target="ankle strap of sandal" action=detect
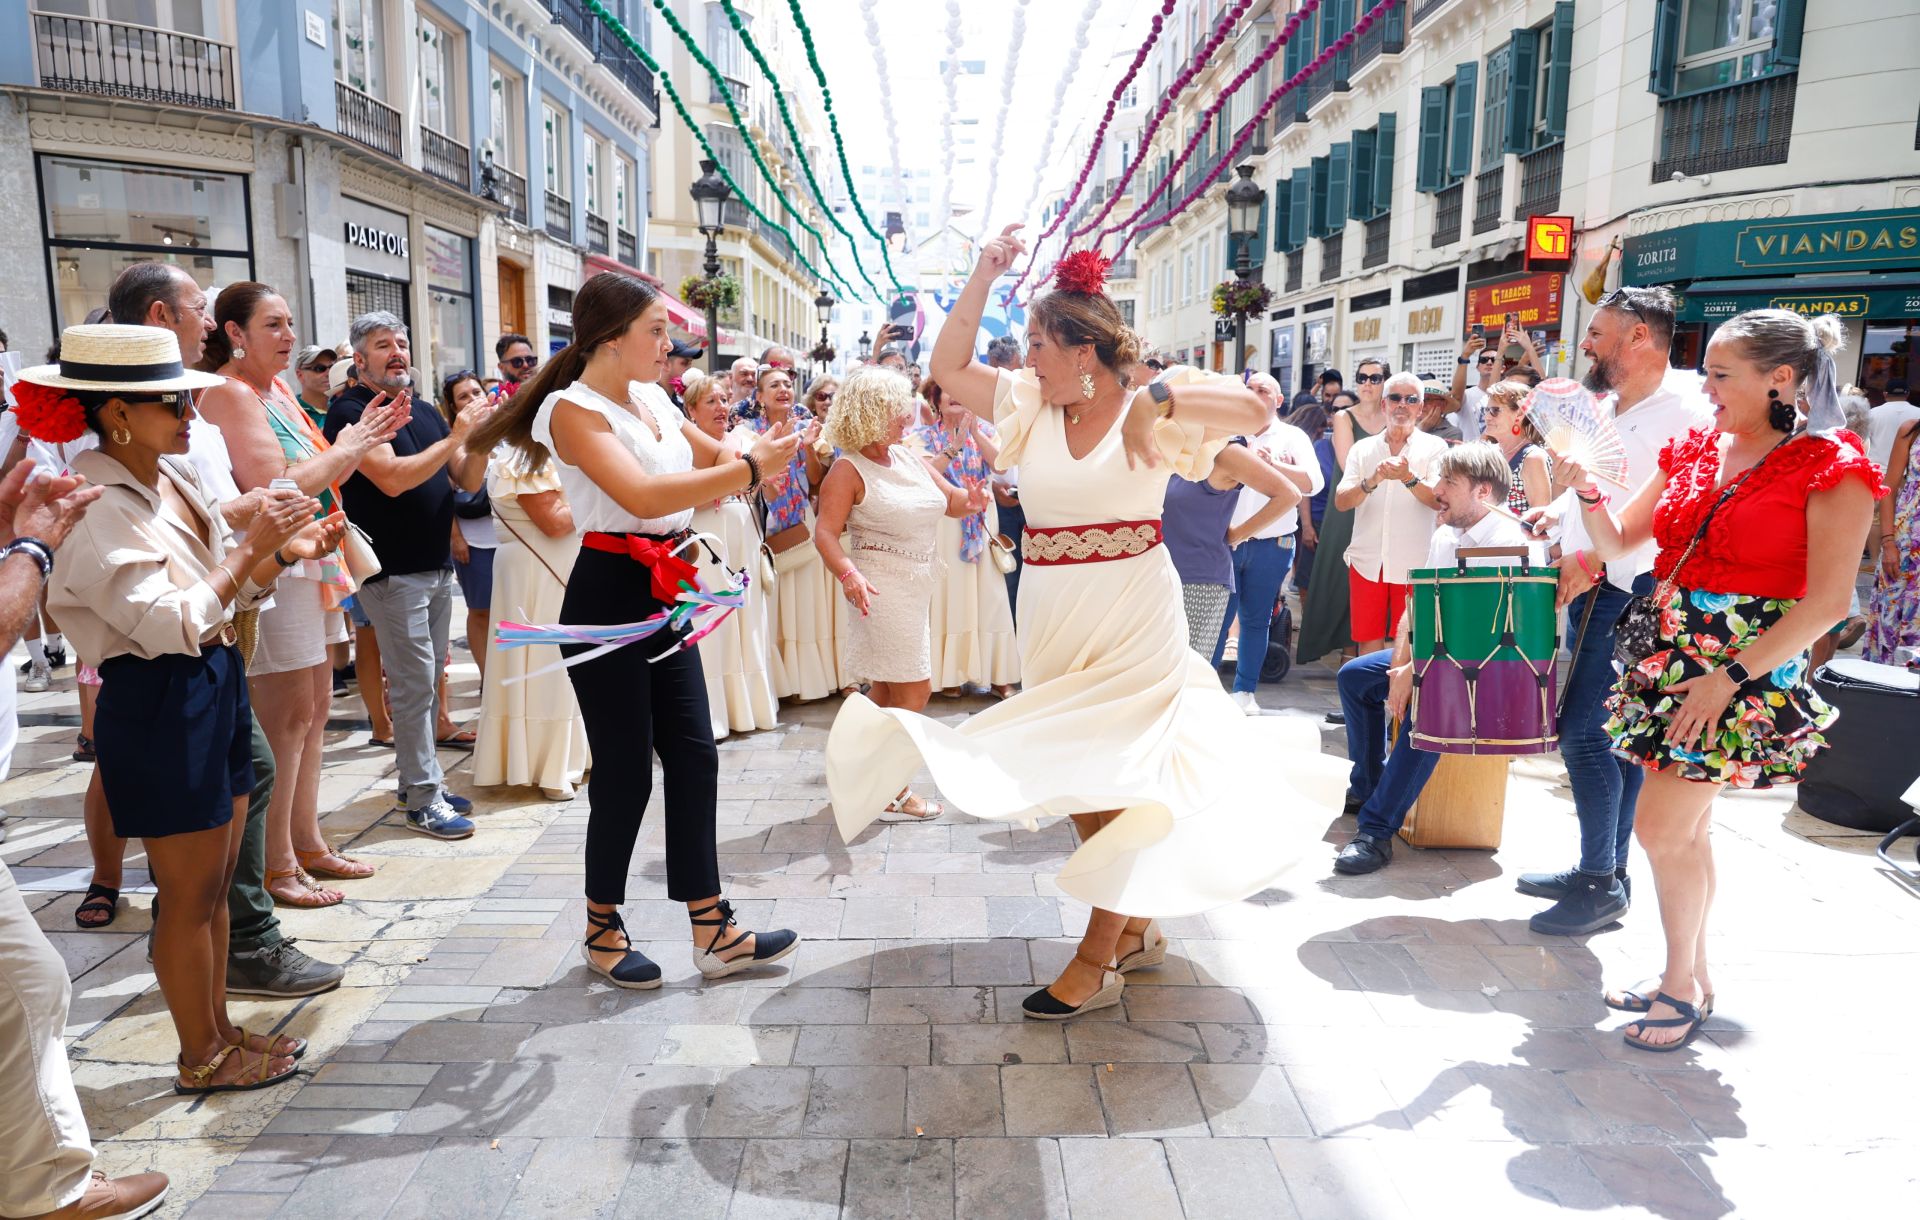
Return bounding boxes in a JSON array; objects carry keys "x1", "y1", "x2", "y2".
[
  {"x1": 688, "y1": 898, "x2": 734, "y2": 926},
  {"x1": 1074, "y1": 949, "x2": 1115, "y2": 975},
  {"x1": 584, "y1": 907, "x2": 627, "y2": 948}
]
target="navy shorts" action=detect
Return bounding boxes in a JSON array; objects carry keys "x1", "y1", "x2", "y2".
[
  {"x1": 95, "y1": 644, "x2": 254, "y2": 839},
  {"x1": 344, "y1": 595, "x2": 370, "y2": 629},
  {"x1": 455, "y1": 546, "x2": 495, "y2": 611}
]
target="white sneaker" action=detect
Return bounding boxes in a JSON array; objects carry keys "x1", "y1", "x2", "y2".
[
  {"x1": 23, "y1": 661, "x2": 52, "y2": 692},
  {"x1": 1231, "y1": 690, "x2": 1262, "y2": 715}
]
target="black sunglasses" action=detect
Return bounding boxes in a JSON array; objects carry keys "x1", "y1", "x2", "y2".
[
  {"x1": 126, "y1": 392, "x2": 190, "y2": 418},
  {"x1": 1476, "y1": 353, "x2": 1498, "y2": 363},
  {"x1": 1599, "y1": 288, "x2": 1655, "y2": 325},
  {"x1": 503, "y1": 355, "x2": 538, "y2": 369},
  {"x1": 1353, "y1": 372, "x2": 1386, "y2": 384},
  {"x1": 1384, "y1": 392, "x2": 1420, "y2": 404}
]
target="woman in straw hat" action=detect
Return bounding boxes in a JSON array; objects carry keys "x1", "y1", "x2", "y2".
[{"x1": 27, "y1": 324, "x2": 346, "y2": 1093}]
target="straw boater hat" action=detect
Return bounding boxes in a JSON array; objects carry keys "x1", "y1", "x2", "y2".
[{"x1": 17, "y1": 324, "x2": 222, "y2": 394}]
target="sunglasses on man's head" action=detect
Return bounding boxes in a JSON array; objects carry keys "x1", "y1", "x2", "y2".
[
  {"x1": 1384, "y1": 392, "x2": 1420, "y2": 404},
  {"x1": 504, "y1": 355, "x2": 538, "y2": 369},
  {"x1": 1353, "y1": 372, "x2": 1386, "y2": 384}
]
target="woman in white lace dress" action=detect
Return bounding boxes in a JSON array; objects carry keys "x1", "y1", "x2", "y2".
[{"x1": 815, "y1": 367, "x2": 990, "y2": 818}]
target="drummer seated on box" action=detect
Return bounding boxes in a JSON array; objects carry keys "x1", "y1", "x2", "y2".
[{"x1": 1335, "y1": 444, "x2": 1545, "y2": 875}]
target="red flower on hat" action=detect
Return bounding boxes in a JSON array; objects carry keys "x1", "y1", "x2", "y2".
[
  {"x1": 1053, "y1": 250, "x2": 1112, "y2": 297},
  {"x1": 11, "y1": 381, "x2": 89, "y2": 444}
]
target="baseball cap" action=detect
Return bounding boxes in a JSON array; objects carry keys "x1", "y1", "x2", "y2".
[
  {"x1": 669, "y1": 338, "x2": 706, "y2": 359},
  {"x1": 1888, "y1": 379, "x2": 1911, "y2": 395},
  {"x1": 294, "y1": 344, "x2": 335, "y2": 370},
  {"x1": 327, "y1": 359, "x2": 355, "y2": 394}
]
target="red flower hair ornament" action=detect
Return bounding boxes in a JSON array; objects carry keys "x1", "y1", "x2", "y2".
[
  {"x1": 10, "y1": 381, "x2": 89, "y2": 445},
  {"x1": 1053, "y1": 250, "x2": 1112, "y2": 297}
]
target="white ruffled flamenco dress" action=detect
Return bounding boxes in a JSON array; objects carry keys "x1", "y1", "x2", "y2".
[{"x1": 827, "y1": 368, "x2": 1344, "y2": 917}]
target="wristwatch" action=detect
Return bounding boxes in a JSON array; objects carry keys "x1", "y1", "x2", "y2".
[
  {"x1": 1723, "y1": 660, "x2": 1752, "y2": 686},
  {"x1": 1402, "y1": 477, "x2": 1419, "y2": 488},
  {"x1": 0, "y1": 537, "x2": 53, "y2": 580},
  {"x1": 1147, "y1": 379, "x2": 1174, "y2": 418},
  {"x1": 1457, "y1": 357, "x2": 1470, "y2": 365}
]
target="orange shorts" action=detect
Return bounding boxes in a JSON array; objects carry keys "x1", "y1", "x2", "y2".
[{"x1": 1348, "y1": 567, "x2": 1410, "y2": 644}]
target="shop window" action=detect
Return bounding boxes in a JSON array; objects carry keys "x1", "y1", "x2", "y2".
[
  {"x1": 1653, "y1": 0, "x2": 1803, "y2": 97},
  {"x1": 38, "y1": 154, "x2": 252, "y2": 329},
  {"x1": 423, "y1": 226, "x2": 474, "y2": 388},
  {"x1": 345, "y1": 270, "x2": 407, "y2": 332},
  {"x1": 1861, "y1": 323, "x2": 1917, "y2": 404},
  {"x1": 333, "y1": 0, "x2": 387, "y2": 99}
]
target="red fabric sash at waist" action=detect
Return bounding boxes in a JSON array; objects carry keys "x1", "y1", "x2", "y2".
[
  {"x1": 581, "y1": 530, "x2": 697, "y2": 602},
  {"x1": 1020, "y1": 519, "x2": 1163, "y2": 567}
]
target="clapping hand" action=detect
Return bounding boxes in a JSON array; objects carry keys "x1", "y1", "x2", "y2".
[
  {"x1": 978, "y1": 224, "x2": 1026, "y2": 278},
  {"x1": 340, "y1": 390, "x2": 410, "y2": 454},
  {"x1": 283, "y1": 511, "x2": 349, "y2": 562},
  {"x1": 1374, "y1": 455, "x2": 1412, "y2": 484},
  {"x1": 0, "y1": 459, "x2": 102, "y2": 550},
  {"x1": 251, "y1": 490, "x2": 325, "y2": 557}
]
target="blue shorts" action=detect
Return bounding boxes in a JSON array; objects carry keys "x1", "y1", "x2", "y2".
[
  {"x1": 344, "y1": 595, "x2": 370, "y2": 629},
  {"x1": 455, "y1": 547, "x2": 495, "y2": 610},
  {"x1": 95, "y1": 644, "x2": 253, "y2": 839}
]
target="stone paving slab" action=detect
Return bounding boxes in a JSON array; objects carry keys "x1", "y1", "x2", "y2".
[{"x1": 7, "y1": 646, "x2": 1920, "y2": 1217}]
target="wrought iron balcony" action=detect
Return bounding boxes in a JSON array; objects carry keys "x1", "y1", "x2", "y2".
[
  {"x1": 1412, "y1": 0, "x2": 1456, "y2": 26},
  {"x1": 1108, "y1": 259, "x2": 1139, "y2": 280},
  {"x1": 1363, "y1": 215, "x2": 1390, "y2": 269},
  {"x1": 1431, "y1": 181, "x2": 1463, "y2": 248},
  {"x1": 336, "y1": 81, "x2": 402, "y2": 159},
  {"x1": 421, "y1": 127, "x2": 470, "y2": 190},
  {"x1": 617, "y1": 227, "x2": 637, "y2": 265},
  {"x1": 586, "y1": 212, "x2": 609, "y2": 255},
  {"x1": 494, "y1": 166, "x2": 529, "y2": 225},
  {"x1": 545, "y1": 190, "x2": 573, "y2": 243},
  {"x1": 712, "y1": 73, "x2": 748, "y2": 108},
  {"x1": 1235, "y1": 117, "x2": 1270, "y2": 158},
  {"x1": 33, "y1": 13, "x2": 235, "y2": 110},
  {"x1": 1352, "y1": 1, "x2": 1406, "y2": 72},
  {"x1": 1285, "y1": 249, "x2": 1304, "y2": 294},
  {"x1": 1653, "y1": 75, "x2": 1796, "y2": 181},
  {"x1": 1514, "y1": 142, "x2": 1564, "y2": 221},
  {"x1": 1182, "y1": 144, "x2": 1228, "y2": 197},
  {"x1": 1320, "y1": 233, "x2": 1344, "y2": 283},
  {"x1": 545, "y1": 0, "x2": 599, "y2": 53},
  {"x1": 1472, "y1": 166, "x2": 1504, "y2": 235},
  {"x1": 597, "y1": 35, "x2": 659, "y2": 117}
]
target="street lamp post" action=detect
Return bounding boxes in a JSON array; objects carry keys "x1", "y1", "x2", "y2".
[
  {"x1": 1225, "y1": 164, "x2": 1267, "y2": 376},
  {"x1": 857, "y1": 330, "x2": 872, "y2": 362},
  {"x1": 689, "y1": 158, "x2": 731, "y2": 375},
  {"x1": 814, "y1": 287, "x2": 836, "y2": 362}
]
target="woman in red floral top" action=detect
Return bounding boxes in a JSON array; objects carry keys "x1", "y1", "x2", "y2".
[{"x1": 1566, "y1": 310, "x2": 1883, "y2": 1053}]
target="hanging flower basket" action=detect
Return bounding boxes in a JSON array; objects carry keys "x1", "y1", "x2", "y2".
[
  {"x1": 680, "y1": 273, "x2": 741, "y2": 313},
  {"x1": 1211, "y1": 278, "x2": 1272, "y2": 318},
  {"x1": 808, "y1": 342, "x2": 835, "y2": 364}
]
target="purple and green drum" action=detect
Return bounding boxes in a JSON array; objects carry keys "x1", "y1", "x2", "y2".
[{"x1": 1408, "y1": 552, "x2": 1560, "y2": 755}]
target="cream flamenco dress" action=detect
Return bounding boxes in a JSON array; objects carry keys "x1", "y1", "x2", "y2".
[
  {"x1": 826, "y1": 368, "x2": 1344, "y2": 917},
  {"x1": 692, "y1": 483, "x2": 782, "y2": 738},
  {"x1": 913, "y1": 422, "x2": 1020, "y2": 693},
  {"x1": 472, "y1": 451, "x2": 590, "y2": 797}
]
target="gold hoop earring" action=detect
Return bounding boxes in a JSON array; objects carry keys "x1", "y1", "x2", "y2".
[
  {"x1": 1079, "y1": 371, "x2": 1096, "y2": 400},
  {"x1": 111, "y1": 427, "x2": 132, "y2": 445}
]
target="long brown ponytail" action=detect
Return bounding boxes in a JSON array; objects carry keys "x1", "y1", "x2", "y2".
[{"x1": 469, "y1": 271, "x2": 662, "y2": 465}]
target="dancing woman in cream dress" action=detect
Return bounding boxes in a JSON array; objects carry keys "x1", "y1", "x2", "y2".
[
  {"x1": 826, "y1": 230, "x2": 1343, "y2": 1020},
  {"x1": 682, "y1": 373, "x2": 781, "y2": 737},
  {"x1": 472, "y1": 448, "x2": 589, "y2": 800}
]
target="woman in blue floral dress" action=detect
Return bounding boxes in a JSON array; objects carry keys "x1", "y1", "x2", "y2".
[
  {"x1": 735, "y1": 366, "x2": 834, "y2": 699},
  {"x1": 914, "y1": 377, "x2": 1019, "y2": 697},
  {"x1": 1572, "y1": 310, "x2": 1883, "y2": 1054}
]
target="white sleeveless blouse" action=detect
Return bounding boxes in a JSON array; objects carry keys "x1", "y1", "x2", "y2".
[{"x1": 530, "y1": 379, "x2": 694, "y2": 535}]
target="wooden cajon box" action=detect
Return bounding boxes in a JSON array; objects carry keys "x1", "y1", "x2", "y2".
[{"x1": 1399, "y1": 752, "x2": 1510, "y2": 850}]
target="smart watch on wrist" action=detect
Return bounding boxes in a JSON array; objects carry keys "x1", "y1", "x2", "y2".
[{"x1": 1723, "y1": 660, "x2": 1752, "y2": 686}]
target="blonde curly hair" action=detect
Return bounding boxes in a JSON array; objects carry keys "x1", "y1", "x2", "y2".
[{"x1": 822, "y1": 366, "x2": 915, "y2": 453}]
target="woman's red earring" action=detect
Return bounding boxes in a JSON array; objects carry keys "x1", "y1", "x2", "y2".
[{"x1": 1512, "y1": 424, "x2": 1522, "y2": 436}]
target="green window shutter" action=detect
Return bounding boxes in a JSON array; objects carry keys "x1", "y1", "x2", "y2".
[
  {"x1": 1327, "y1": 142, "x2": 1351, "y2": 231},
  {"x1": 1288, "y1": 169, "x2": 1310, "y2": 250},
  {"x1": 1252, "y1": 200, "x2": 1268, "y2": 269},
  {"x1": 1331, "y1": 0, "x2": 1355, "y2": 84},
  {"x1": 1649, "y1": 0, "x2": 1680, "y2": 97},
  {"x1": 1417, "y1": 86, "x2": 1445, "y2": 192},
  {"x1": 1349, "y1": 128, "x2": 1376, "y2": 221},
  {"x1": 1447, "y1": 62, "x2": 1477, "y2": 180},
  {"x1": 1309, "y1": 154, "x2": 1330, "y2": 237},
  {"x1": 1545, "y1": 1, "x2": 1574, "y2": 139},
  {"x1": 1505, "y1": 28, "x2": 1539, "y2": 154},
  {"x1": 1769, "y1": 0, "x2": 1806, "y2": 70},
  {"x1": 1273, "y1": 188, "x2": 1289, "y2": 253},
  {"x1": 1373, "y1": 111, "x2": 1396, "y2": 215},
  {"x1": 1383, "y1": 0, "x2": 1404, "y2": 49}
]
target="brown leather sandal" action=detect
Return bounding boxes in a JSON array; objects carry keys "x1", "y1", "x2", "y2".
[
  {"x1": 266, "y1": 867, "x2": 343, "y2": 909},
  {"x1": 294, "y1": 847, "x2": 376, "y2": 880},
  {"x1": 233, "y1": 1025, "x2": 308, "y2": 1060},
  {"x1": 174, "y1": 1044, "x2": 298, "y2": 1095}
]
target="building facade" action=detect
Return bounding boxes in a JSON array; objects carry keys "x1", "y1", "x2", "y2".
[
  {"x1": 0, "y1": 0, "x2": 660, "y2": 386},
  {"x1": 1102, "y1": 0, "x2": 1920, "y2": 402}
]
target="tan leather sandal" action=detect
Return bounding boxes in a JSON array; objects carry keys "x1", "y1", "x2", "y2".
[
  {"x1": 233, "y1": 1025, "x2": 308, "y2": 1060},
  {"x1": 294, "y1": 847, "x2": 376, "y2": 880},
  {"x1": 174, "y1": 1043, "x2": 298, "y2": 1095},
  {"x1": 266, "y1": 867, "x2": 343, "y2": 909}
]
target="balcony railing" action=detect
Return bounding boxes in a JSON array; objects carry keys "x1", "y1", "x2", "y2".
[
  {"x1": 1514, "y1": 142, "x2": 1564, "y2": 220},
  {"x1": 1412, "y1": 0, "x2": 1456, "y2": 26},
  {"x1": 1182, "y1": 143, "x2": 1228, "y2": 197},
  {"x1": 711, "y1": 73, "x2": 748, "y2": 107},
  {"x1": 617, "y1": 226, "x2": 637, "y2": 265},
  {"x1": 1363, "y1": 215, "x2": 1390, "y2": 269},
  {"x1": 335, "y1": 81, "x2": 402, "y2": 159},
  {"x1": 1352, "y1": 1, "x2": 1406, "y2": 72},
  {"x1": 1653, "y1": 75, "x2": 1796, "y2": 180},
  {"x1": 1305, "y1": 60, "x2": 1348, "y2": 112},
  {"x1": 1472, "y1": 166, "x2": 1504, "y2": 235},
  {"x1": 493, "y1": 166, "x2": 528, "y2": 225},
  {"x1": 1235, "y1": 117, "x2": 1269, "y2": 158},
  {"x1": 546, "y1": 0, "x2": 598, "y2": 52},
  {"x1": 420, "y1": 127, "x2": 470, "y2": 190},
  {"x1": 1320, "y1": 233, "x2": 1344, "y2": 283},
  {"x1": 34, "y1": 13, "x2": 236, "y2": 109},
  {"x1": 1432, "y1": 181, "x2": 1463, "y2": 247},
  {"x1": 586, "y1": 212, "x2": 609, "y2": 255},
  {"x1": 545, "y1": 190, "x2": 572, "y2": 243},
  {"x1": 1286, "y1": 249, "x2": 1304, "y2": 294},
  {"x1": 598, "y1": 36, "x2": 659, "y2": 117},
  {"x1": 1108, "y1": 258, "x2": 1139, "y2": 281}
]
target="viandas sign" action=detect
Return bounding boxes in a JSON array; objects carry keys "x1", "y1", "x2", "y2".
[{"x1": 1623, "y1": 207, "x2": 1920, "y2": 285}]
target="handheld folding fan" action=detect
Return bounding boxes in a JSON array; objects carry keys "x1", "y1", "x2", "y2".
[{"x1": 1524, "y1": 378, "x2": 1630, "y2": 488}]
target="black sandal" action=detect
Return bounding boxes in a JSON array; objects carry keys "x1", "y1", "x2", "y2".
[
  {"x1": 72, "y1": 734, "x2": 96, "y2": 763},
  {"x1": 74, "y1": 883, "x2": 119, "y2": 929},
  {"x1": 581, "y1": 908, "x2": 662, "y2": 990},
  {"x1": 1606, "y1": 986, "x2": 1715, "y2": 1019},
  {"x1": 1620, "y1": 991, "x2": 1704, "y2": 1053},
  {"x1": 688, "y1": 899, "x2": 799, "y2": 980}
]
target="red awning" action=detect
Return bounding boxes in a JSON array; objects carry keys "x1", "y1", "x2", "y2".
[{"x1": 659, "y1": 289, "x2": 736, "y2": 346}]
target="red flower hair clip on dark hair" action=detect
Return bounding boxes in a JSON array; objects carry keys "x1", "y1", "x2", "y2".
[
  {"x1": 11, "y1": 381, "x2": 89, "y2": 445},
  {"x1": 1053, "y1": 250, "x2": 1112, "y2": 297}
]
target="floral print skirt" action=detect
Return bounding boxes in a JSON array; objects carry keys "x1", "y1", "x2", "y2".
[{"x1": 1605, "y1": 586, "x2": 1836, "y2": 788}]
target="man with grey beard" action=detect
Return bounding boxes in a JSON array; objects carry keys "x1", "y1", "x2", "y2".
[
  {"x1": 325, "y1": 312, "x2": 492, "y2": 841},
  {"x1": 1516, "y1": 286, "x2": 1710, "y2": 938}
]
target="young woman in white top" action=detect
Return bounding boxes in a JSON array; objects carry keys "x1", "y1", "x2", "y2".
[{"x1": 468, "y1": 273, "x2": 804, "y2": 989}]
